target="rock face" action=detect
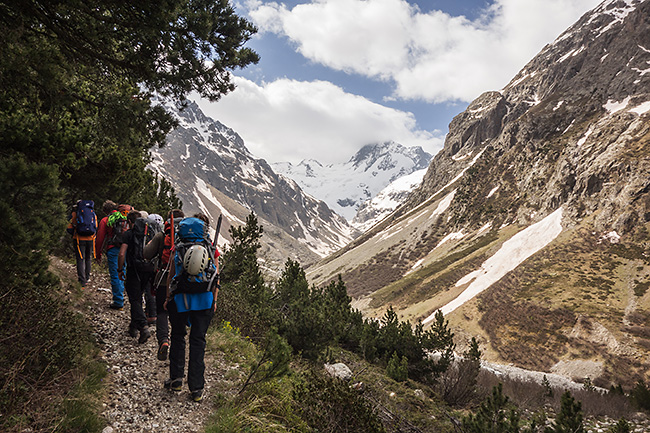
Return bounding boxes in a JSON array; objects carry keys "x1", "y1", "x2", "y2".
[
  {"x1": 309, "y1": 0, "x2": 650, "y2": 387},
  {"x1": 150, "y1": 101, "x2": 358, "y2": 269}
]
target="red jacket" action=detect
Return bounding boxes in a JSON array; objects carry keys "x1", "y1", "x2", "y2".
[{"x1": 95, "y1": 210, "x2": 117, "y2": 260}]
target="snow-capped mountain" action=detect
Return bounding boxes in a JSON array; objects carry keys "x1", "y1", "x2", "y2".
[
  {"x1": 149, "y1": 101, "x2": 358, "y2": 268},
  {"x1": 309, "y1": 0, "x2": 650, "y2": 388},
  {"x1": 352, "y1": 168, "x2": 428, "y2": 232},
  {"x1": 272, "y1": 142, "x2": 432, "y2": 224}
]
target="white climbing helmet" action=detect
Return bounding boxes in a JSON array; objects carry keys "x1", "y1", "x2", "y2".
[{"x1": 182, "y1": 245, "x2": 209, "y2": 275}]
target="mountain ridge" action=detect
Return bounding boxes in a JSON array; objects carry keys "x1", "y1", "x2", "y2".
[
  {"x1": 150, "y1": 101, "x2": 358, "y2": 269},
  {"x1": 308, "y1": 0, "x2": 650, "y2": 388},
  {"x1": 272, "y1": 141, "x2": 432, "y2": 224}
]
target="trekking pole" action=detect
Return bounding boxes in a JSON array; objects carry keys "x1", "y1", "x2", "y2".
[
  {"x1": 208, "y1": 214, "x2": 223, "y2": 292},
  {"x1": 213, "y1": 214, "x2": 222, "y2": 250}
]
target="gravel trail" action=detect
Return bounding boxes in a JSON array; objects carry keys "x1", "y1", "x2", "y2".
[{"x1": 65, "y1": 259, "x2": 225, "y2": 433}]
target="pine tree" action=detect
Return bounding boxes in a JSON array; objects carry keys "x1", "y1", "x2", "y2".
[
  {"x1": 546, "y1": 391, "x2": 584, "y2": 433},
  {"x1": 463, "y1": 383, "x2": 521, "y2": 433}
]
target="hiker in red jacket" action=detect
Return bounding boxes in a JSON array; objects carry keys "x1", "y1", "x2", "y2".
[{"x1": 96, "y1": 202, "x2": 131, "y2": 310}]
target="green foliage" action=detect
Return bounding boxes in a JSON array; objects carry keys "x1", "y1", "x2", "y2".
[
  {"x1": 463, "y1": 383, "x2": 521, "y2": 433},
  {"x1": 58, "y1": 361, "x2": 107, "y2": 432},
  {"x1": 582, "y1": 377, "x2": 595, "y2": 392},
  {"x1": 386, "y1": 352, "x2": 408, "y2": 382},
  {"x1": 0, "y1": 0, "x2": 258, "y2": 428},
  {"x1": 217, "y1": 213, "x2": 273, "y2": 338},
  {"x1": 273, "y1": 261, "x2": 362, "y2": 360},
  {"x1": 293, "y1": 371, "x2": 386, "y2": 433},
  {"x1": 0, "y1": 155, "x2": 65, "y2": 285},
  {"x1": 630, "y1": 380, "x2": 650, "y2": 411},
  {"x1": 542, "y1": 375, "x2": 554, "y2": 398},
  {"x1": 274, "y1": 258, "x2": 331, "y2": 359},
  {"x1": 438, "y1": 338, "x2": 482, "y2": 407},
  {"x1": 609, "y1": 418, "x2": 631, "y2": 433},
  {"x1": 467, "y1": 337, "x2": 482, "y2": 362},
  {"x1": 546, "y1": 391, "x2": 584, "y2": 433},
  {"x1": 0, "y1": 272, "x2": 97, "y2": 430},
  {"x1": 239, "y1": 328, "x2": 292, "y2": 395},
  {"x1": 362, "y1": 307, "x2": 454, "y2": 382}
]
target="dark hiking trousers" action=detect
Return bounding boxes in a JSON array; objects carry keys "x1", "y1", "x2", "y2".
[
  {"x1": 168, "y1": 300, "x2": 213, "y2": 392},
  {"x1": 125, "y1": 270, "x2": 153, "y2": 331},
  {"x1": 155, "y1": 284, "x2": 169, "y2": 345},
  {"x1": 74, "y1": 239, "x2": 93, "y2": 286}
]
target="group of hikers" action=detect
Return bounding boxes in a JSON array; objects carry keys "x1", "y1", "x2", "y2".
[{"x1": 67, "y1": 199, "x2": 221, "y2": 403}]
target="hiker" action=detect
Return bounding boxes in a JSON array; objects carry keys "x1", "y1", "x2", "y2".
[
  {"x1": 143, "y1": 209, "x2": 184, "y2": 361},
  {"x1": 96, "y1": 202, "x2": 131, "y2": 309},
  {"x1": 138, "y1": 210, "x2": 158, "y2": 328},
  {"x1": 117, "y1": 210, "x2": 155, "y2": 344},
  {"x1": 67, "y1": 199, "x2": 97, "y2": 289},
  {"x1": 164, "y1": 214, "x2": 220, "y2": 402}
]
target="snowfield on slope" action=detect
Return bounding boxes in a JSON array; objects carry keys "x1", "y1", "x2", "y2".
[{"x1": 424, "y1": 207, "x2": 564, "y2": 322}]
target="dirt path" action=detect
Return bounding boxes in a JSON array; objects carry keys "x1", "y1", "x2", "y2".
[{"x1": 59, "y1": 258, "x2": 224, "y2": 432}]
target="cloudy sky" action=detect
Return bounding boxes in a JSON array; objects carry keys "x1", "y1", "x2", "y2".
[{"x1": 195, "y1": 0, "x2": 602, "y2": 164}]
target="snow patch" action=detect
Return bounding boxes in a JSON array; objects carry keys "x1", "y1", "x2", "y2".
[
  {"x1": 505, "y1": 71, "x2": 536, "y2": 89},
  {"x1": 430, "y1": 190, "x2": 456, "y2": 220},
  {"x1": 435, "y1": 231, "x2": 465, "y2": 249},
  {"x1": 452, "y1": 151, "x2": 473, "y2": 161},
  {"x1": 553, "y1": 101, "x2": 565, "y2": 111},
  {"x1": 576, "y1": 125, "x2": 594, "y2": 147},
  {"x1": 424, "y1": 208, "x2": 563, "y2": 320},
  {"x1": 590, "y1": 0, "x2": 638, "y2": 37},
  {"x1": 477, "y1": 223, "x2": 492, "y2": 236},
  {"x1": 562, "y1": 119, "x2": 575, "y2": 135},
  {"x1": 600, "y1": 231, "x2": 620, "y2": 244},
  {"x1": 404, "y1": 258, "x2": 425, "y2": 276},
  {"x1": 194, "y1": 178, "x2": 245, "y2": 226},
  {"x1": 629, "y1": 101, "x2": 650, "y2": 115},
  {"x1": 486, "y1": 186, "x2": 499, "y2": 198},
  {"x1": 604, "y1": 96, "x2": 631, "y2": 114}
]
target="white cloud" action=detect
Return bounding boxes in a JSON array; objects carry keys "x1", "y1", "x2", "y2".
[
  {"x1": 195, "y1": 76, "x2": 443, "y2": 164},
  {"x1": 247, "y1": 0, "x2": 602, "y2": 103}
]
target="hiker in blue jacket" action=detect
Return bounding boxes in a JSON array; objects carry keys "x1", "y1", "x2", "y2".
[{"x1": 163, "y1": 214, "x2": 219, "y2": 403}]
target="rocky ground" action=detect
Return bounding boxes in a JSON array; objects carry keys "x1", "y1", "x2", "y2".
[{"x1": 56, "y1": 258, "x2": 226, "y2": 433}]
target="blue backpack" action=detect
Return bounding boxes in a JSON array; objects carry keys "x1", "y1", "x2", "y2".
[
  {"x1": 171, "y1": 218, "x2": 218, "y2": 295},
  {"x1": 76, "y1": 200, "x2": 97, "y2": 236}
]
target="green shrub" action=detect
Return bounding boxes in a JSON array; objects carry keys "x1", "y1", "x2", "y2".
[
  {"x1": 386, "y1": 352, "x2": 408, "y2": 382},
  {"x1": 463, "y1": 383, "x2": 521, "y2": 433},
  {"x1": 630, "y1": 380, "x2": 650, "y2": 411},
  {"x1": 547, "y1": 391, "x2": 584, "y2": 433},
  {"x1": 293, "y1": 371, "x2": 386, "y2": 433},
  {"x1": 609, "y1": 418, "x2": 631, "y2": 433},
  {"x1": 363, "y1": 307, "x2": 454, "y2": 382}
]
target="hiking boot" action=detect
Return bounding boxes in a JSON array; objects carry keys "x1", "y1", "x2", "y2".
[
  {"x1": 157, "y1": 341, "x2": 169, "y2": 361},
  {"x1": 190, "y1": 389, "x2": 203, "y2": 402},
  {"x1": 164, "y1": 378, "x2": 182, "y2": 391},
  {"x1": 138, "y1": 327, "x2": 151, "y2": 344},
  {"x1": 128, "y1": 324, "x2": 138, "y2": 338},
  {"x1": 109, "y1": 303, "x2": 123, "y2": 311}
]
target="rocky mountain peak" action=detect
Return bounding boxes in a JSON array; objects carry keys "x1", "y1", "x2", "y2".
[
  {"x1": 308, "y1": 0, "x2": 650, "y2": 388},
  {"x1": 273, "y1": 141, "x2": 432, "y2": 223},
  {"x1": 150, "y1": 103, "x2": 358, "y2": 268}
]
